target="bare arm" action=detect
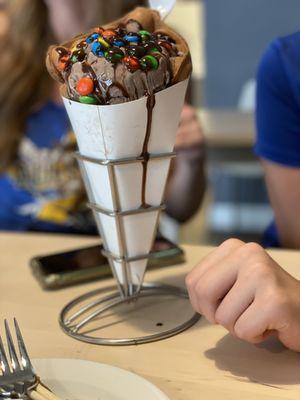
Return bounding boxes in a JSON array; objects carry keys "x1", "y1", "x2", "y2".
[
  {"x1": 165, "y1": 105, "x2": 206, "y2": 223},
  {"x1": 262, "y1": 158, "x2": 300, "y2": 248}
]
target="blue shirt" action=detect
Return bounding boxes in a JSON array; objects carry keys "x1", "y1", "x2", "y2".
[
  {"x1": 255, "y1": 31, "x2": 300, "y2": 246},
  {"x1": 0, "y1": 101, "x2": 96, "y2": 234}
]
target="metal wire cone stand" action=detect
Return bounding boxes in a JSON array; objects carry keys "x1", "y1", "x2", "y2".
[{"x1": 59, "y1": 152, "x2": 200, "y2": 345}]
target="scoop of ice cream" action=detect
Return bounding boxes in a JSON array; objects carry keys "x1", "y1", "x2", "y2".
[{"x1": 46, "y1": 7, "x2": 191, "y2": 105}]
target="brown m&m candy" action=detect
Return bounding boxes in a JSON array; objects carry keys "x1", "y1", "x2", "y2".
[
  {"x1": 143, "y1": 41, "x2": 162, "y2": 54},
  {"x1": 126, "y1": 45, "x2": 146, "y2": 58},
  {"x1": 71, "y1": 48, "x2": 86, "y2": 63}
]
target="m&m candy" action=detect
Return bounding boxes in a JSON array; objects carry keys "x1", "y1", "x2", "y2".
[
  {"x1": 138, "y1": 30, "x2": 151, "y2": 42},
  {"x1": 123, "y1": 56, "x2": 140, "y2": 71},
  {"x1": 98, "y1": 37, "x2": 110, "y2": 48},
  {"x1": 140, "y1": 55, "x2": 159, "y2": 70},
  {"x1": 143, "y1": 41, "x2": 162, "y2": 54},
  {"x1": 105, "y1": 47, "x2": 124, "y2": 63},
  {"x1": 86, "y1": 33, "x2": 99, "y2": 43},
  {"x1": 79, "y1": 95, "x2": 98, "y2": 104},
  {"x1": 112, "y1": 38, "x2": 126, "y2": 47},
  {"x1": 126, "y1": 45, "x2": 146, "y2": 58},
  {"x1": 157, "y1": 40, "x2": 173, "y2": 52},
  {"x1": 71, "y1": 49, "x2": 86, "y2": 63},
  {"x1": 155, "y1": 33, "x2": 175, "y2": 44},
  {"x1": 76, "y1": 41, "x2": 87, "y2": 50},
  {"x1": 91, "y1": 42, "x2": 104, "y2": 57},
  {"x1": 123, "y1": 32, "x2": 140, "y2": 43},
  {"x1": 76, "y1": 77, "x2": 94, "y2": 96},
  {"x1": 102, "y1": 30, "x2": 118, "y2": 41}
]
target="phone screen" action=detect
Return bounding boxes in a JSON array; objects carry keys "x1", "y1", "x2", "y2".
[{"x1": 38, "y1": 245, "x2": 106, "y2": 275}]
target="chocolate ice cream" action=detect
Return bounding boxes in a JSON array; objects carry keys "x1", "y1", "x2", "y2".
[{"x1": 46, "y1": 7, "x2": 191, "y2": 105}]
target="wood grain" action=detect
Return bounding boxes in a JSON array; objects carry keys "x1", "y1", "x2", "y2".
[{"x1": 1, "y1": 232, "x2": 300, "y2": 399}]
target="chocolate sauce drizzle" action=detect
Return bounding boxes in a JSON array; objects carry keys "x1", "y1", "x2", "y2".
[{"x1": 140, "y1": 93, "x2": 156, "y2": 208}]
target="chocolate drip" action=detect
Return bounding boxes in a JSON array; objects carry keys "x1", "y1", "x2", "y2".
[{"x1": 140, "y1": 93, "x2": 156, "y2": 208}]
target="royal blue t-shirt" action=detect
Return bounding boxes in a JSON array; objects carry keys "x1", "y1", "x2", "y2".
[
  {"x1": 255, "y1": 31, "x2": 300, "y2": 247},
  {"x1": 0, "y1": 101, "x2": 96, "y2": 234}
]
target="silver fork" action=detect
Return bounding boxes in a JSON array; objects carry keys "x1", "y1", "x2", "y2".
[{"x1": 0, "y1": 319, "x2": 37, "y2": 398}]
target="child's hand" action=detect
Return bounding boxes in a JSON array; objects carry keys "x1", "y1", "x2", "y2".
[{"x1": 186, "y1": 239, "x2": 300, "y2": 351}]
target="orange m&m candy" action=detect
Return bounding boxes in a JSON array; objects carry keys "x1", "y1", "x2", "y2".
[
  {"x1": 76, "y1": 76, "x2": 94, "y2": 96},
  {"x1": 102, "y1": 29, "x2": 118, "y2": 40}
]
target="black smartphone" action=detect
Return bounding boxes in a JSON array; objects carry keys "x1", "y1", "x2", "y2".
[{"x1": 30, "y1": 236, "x2": 185, "y2": 290}]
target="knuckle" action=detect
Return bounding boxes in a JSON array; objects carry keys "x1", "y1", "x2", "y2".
[
  {"x1": 185, "y1": 273, "x2": 194, "y2": 290},
  {"x1": 238, "y1": 242, "x2": 264, "y2": 259},
  {"x1": 221, "y1": 238, "x2": 244, "y2": 249},
  {"x1": 215, "y1": 308, "x2": 230, "y2": 328},
  {"x1": 234, "y1": 323, "x2": 250, "y2": 341},
  {"x1": 194, "y1": 280, "x2": 212, "y2": 303}
]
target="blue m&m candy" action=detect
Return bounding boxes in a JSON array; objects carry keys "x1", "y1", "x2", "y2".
[
  {"x1": 91, "y1": 42, "x2": 103, "y2": 57},
  {"x1": 123, "y1": 32, "x2": 140, "y2": 43},
  {"x1": 112, "y1": 38, "x2": 126, "y2": 47},
  {"x1": 86, "y1": 33, "x2": 99, "y2": 44}
]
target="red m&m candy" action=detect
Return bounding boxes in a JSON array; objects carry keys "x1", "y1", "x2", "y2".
[
  {"x1": 76, "y1": 76, "x2": 94, "y2": 96},
  {"x1": 123, "y1": 56, "x2": 140, "y2": 72},
  {"x1": 157, "y1": 40, "x2": 173, "y2": 52}
]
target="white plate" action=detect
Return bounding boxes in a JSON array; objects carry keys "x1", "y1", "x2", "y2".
[{"x1": 34, "y1": 358, "x2": 169, "y2": 400}]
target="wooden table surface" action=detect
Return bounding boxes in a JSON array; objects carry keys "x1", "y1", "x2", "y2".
[
  {"x1": 198, "y1": 109, "x2": 255, "y2": 148},
  {"x1": 1, "y1": 232, "x2": 300, "y2": 400}
]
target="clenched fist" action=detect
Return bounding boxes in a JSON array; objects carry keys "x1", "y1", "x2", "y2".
[{"x1": 186, "y1": 239, "x2": 300, "y2": 351}]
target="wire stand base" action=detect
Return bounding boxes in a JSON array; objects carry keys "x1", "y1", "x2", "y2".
[{"x1": 59, "y1": 283, "x2": 200, "y2": 346}]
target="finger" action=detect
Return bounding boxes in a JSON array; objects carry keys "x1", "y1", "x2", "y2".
[
  {"x1": 233, "y1": 300, "x2": 270, "y2": 344},
  {"x1": 214, "y1": 279, "x2": 255, "y2": 334},
  {"x1": 186, "y1": 239, "x2": 244, "y2": 294},
  {"x1": 192, "y1": 249, "x2": 248, "y2": 322},
  {"x1": 186, "y1": 239, "x2": 244, "y2": 313}
]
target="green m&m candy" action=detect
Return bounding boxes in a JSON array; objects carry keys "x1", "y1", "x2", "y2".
[
  {"x1": 105, "y1": 47, "x2": 124, "y2": 63},
  {"x1": 140, "y1": 55, "x2": 159, "y2": 71},
  {"x1": 79, "y1": 95, "x2": 98, "y2": 104},
  {"x1": 139, "y1": 30, "x2": 151, "y2": 42}
]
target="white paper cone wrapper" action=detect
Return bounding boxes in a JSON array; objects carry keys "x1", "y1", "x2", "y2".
[
  {"x1": 63, "y1": 78, "x2": 189, "y2": 159},
  {"x1": 63, "y1": 78, "x2": 189, "y2": 293},
  {"x1": 111, "y1": 259, "x2": 147, "y2": 289},
  {"x1": 92, "y1": 208, "x2": 160, "y2": 257},
  {"x1": 79, "y1": 157, "x2": 171, "y2": 211}
]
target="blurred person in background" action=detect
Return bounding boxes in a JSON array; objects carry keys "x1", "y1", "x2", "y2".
[
  {"x1": 186, "y1": 32, "x2": 300, "y2": 353},
  {"x1": 255, "y1": 31, "x2": 300, "y2": 249},
  {"x1": 0, "y1": 0, "x2": 205, "y2": 233}
]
